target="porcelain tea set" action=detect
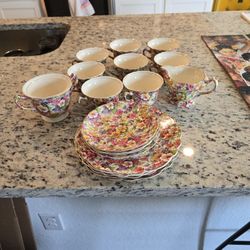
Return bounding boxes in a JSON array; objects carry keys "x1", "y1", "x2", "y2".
[{"x1": 15, "y1": 37, "x2": 218, "y2": 179}]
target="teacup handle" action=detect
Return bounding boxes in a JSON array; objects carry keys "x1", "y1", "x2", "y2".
[
  {"x1": 198, "y1": 77, "x2": 218, "y2": 96},
  {"x1": 69, "y1": 73, "x2": 81, "y2": 92},
  {"x1": 143, "y1": 48, "x2": 152, "y2": 60},
  {"x1": 107, "y1": 48, "x2": 115, "y2": 59},
  {"x1": 155, "y1": 67, "x2": 170, "y2": 81},
  {"x1": 72, "y1": 59, "x2": 81, "y2": 65},
  {"x1": 124, "y1": 91, "x2": 134, "y2": 101},
  {"x1": 78, "y1": 96, "x2": 88, "y2": 104},
  {"x1": 15, "y1": 95, "x2": 37, "y2": 112},
  {"x1": 149, "y1": 62, "x2": 161, "y2": 73},
  {"x1": 104, "y1": 70, "x2": 123, "y2": 80}
]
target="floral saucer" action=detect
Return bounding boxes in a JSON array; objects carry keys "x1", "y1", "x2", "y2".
[
  {"x1": 81, "y1": 101, "x2": 160, "y2": 154},
  {"x1": 82, "y1": 155, "x2": 177, "y2": 180},
  {"x1": 75, "y1": 113, "x2": 181, "y2": 178}
]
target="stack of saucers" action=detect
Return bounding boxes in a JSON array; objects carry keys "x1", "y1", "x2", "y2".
[{"x1": 74, "y1": 101, "x2": 181, "y2": 180}]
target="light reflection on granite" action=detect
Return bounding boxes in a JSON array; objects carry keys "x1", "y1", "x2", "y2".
[{"x1": 0, "y1": 12, "x2": 249, "y2": 197}]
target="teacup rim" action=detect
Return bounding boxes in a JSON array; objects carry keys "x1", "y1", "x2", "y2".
[
  {"x1": 22, "y1": 73, "x2": 72, "y2": 99},
  {"x1": 76, "y1": 47, "x2": 109, "y2": 61},
  {"x1": 162, "y1": 65, "x2": 206, "y2": 84},
  {"x1": 114, "y1": 52, "x2": 149, "y2": 70},
  {"x1": 110, "y1": 38, "x2": 141, "y2": 52},
  {"x1": 81, "y1": 76, "x2": 123, "y2": 99},
  {"x1": 154, "y1": 51, "x2": 190, "y2": 66},
  {"x1": 67, "y1": 61, "x2": 105, "y2": 80},
  {"x1": 147, "y1": 37, "x2": 180, "y2": 51},
  {"x1": 123, "y1": 71, "x2": 164, "y2": 92}
]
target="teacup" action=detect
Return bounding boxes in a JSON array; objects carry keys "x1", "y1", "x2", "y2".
[
  {"x1": 112, "y1": 53, "x2": 149, "y2": 79},
  {"x1": 109, "y1": 38, "x2": 141, "y2": 58},
  {"x1": 162, "y1": 65, "x2": 218, "y2": 108},
  {"x1": 150, "y1": 51, "x2": 190, "y2": 73},
  {"x1": 15, "y1": 73, "x2": 77, "y2": 122},
  {"x1": 75, "y1": 47, "x2": 109, "y2": 62},
  {"x1": 143, "y1": 38, "x2": 180, "y2": 59},
  {"x1": 154, "y1": 51, "x2": 190, "y2": 67},
  {"x1": 67, "y1": 61, "x2": 105, "y2": 90},
  {"x1": 79, "y1": 76, "x2": 123, "y2": 105},
  {"x1": 123, "y1": 71, "x2": 164, "y2": 105}
]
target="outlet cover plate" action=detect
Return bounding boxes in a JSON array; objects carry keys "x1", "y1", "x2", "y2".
[{"x1": 39, "y1": 214, "x2": 64, "y2": 230}]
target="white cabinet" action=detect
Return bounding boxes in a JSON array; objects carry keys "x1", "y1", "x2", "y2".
[
  {"x1": 26, "y1": 197, "x2": 210, "y2": 250},
  {"x1": 0, "y1": 0, "x2": 42, "y2": 19},
  {"x1": 165, "y1": 0, "x2": 213, "y2": 13},
  {"x1": 113, "y1": 0, "x2": 165, "y2": 15},
  {"x1": 204, "y1": 231, "x2": 250, "y2": 250},
  {"x1": 203, "y1": 197, "x2": 250, "y2": 250},
  {"x1": 112, "y1": 0, "x2": 213, "y2": 15}
]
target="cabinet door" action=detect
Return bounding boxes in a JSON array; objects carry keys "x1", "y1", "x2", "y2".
[
  {"x1": 0, "y1": 0, "x2": 42, "y2": 19},
  {"x1": 165, "y1": 0, "x2": 213, "y2": 13},
  {"x1": 113, "y1": 0, "x2": 165, "y2": 15}
]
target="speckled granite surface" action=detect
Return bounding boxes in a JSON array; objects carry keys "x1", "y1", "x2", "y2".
[{"x1": 0, "y1": 12, "x2": 249, "y2": 197}]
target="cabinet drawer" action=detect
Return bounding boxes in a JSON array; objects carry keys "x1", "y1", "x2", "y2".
[
  {"x1": 0, "y1": 0, "x2": 42, "y2": 19},
  {"x1": 165, "y1": 0, "x2": 213, "y2": 13},
  {"x1": 113, "y1": 0, "x2": 165, "y2": 15}
]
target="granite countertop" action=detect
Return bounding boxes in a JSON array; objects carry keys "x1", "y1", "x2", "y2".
[{"x1": 0, "y1": 12, "x2": 249, "y2": 197}]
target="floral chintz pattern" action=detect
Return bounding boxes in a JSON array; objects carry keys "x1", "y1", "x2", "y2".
[
  {"x1": 81, "y1": 101, "x2": 159, "y2": 153},
  {"x1": 32, "y1": 90, "x2": 71, "y2": 117},
  {"x1": 125, "y1": 91, "x2": 159, "y2": 105},
  {"x1": 75, "y1": 113, "x2": 181, "y2": 178},
  {"x1": 165, "y1": 82, "x2": 199, "y2": 108}
]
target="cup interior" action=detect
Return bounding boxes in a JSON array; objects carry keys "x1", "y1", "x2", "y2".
[
  {"x1": 110, "y1": 38, "x2": 141, "y2": 52},
  {"x1": 23, "y1": 73, "x2": 72, "y2": 99},
  {"x1": 67, "y1": 61, "x2": 105, "y2": 80},
  {"x1": 76, "y1": 47, "x2": 109, "y2": 62},
  {"x1": 123, "y1": 71, "x2": 163, "y2": 92},
  {"x1": 163, "y1": 66, "x2": 205, "y2": 84},
  {"x1": 114, "y1": 53, "x2": 148, "y2": 70},
  {"x1": 147, "y1": 38, "x2": 180, "y2": 51},
  {"x1": 81, "y1": 76, "x2": 123, "y2": 98},
  {"x1": 154, "y1": 51, "x2": 189, "y2": 67}
]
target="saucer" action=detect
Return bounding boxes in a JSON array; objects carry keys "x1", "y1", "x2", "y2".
[
  {"x1": 82, "y1": 155, "x2": 177, "y2": 180},
  {"x1": 75, "y1": 113, "x2": 181, "y2": 178},
  {"x1": 81, "y1": 101, "x2": 159, "y2": 154}
]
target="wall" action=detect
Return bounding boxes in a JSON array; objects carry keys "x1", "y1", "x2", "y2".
[{"x1": 26, "y1": 197, "x2": 209, "y2": 250}]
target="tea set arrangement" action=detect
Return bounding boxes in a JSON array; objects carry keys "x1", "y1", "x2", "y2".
[{"x1": 15, "y1": 37, "x2": 218, "y2": 180}]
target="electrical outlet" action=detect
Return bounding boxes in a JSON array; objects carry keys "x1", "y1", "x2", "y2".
[{"x1": 39, "y1": 214, "x2": 64, "y2": 230}]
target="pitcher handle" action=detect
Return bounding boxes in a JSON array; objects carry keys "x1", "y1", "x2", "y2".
[
  {"x1": 15, "y1": 95, "x2": 37, "y2": 111},
  {"x1": 198, "y1": 77, "x2": 218, "y2": 95}
]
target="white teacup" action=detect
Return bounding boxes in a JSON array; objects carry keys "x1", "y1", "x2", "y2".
[
  {"x1": 112, "y1": 53, "x2": 149, "y2": 78},
  {"x1": 154, "y1": 51, "x2": 190, "y2": 67},
  {"x1": 123, "y1": 71, "x2": 164, "y2": 105},
  {"x1": 80, "y1": 76, "x2": 123, "y2": 105},
  {"x1": 15, "y1": 73, "x2": 77, "y2": 122},
  {"x1": 109, "y1": 38, "x2": 141, "y2": 57},
  {"x1": 144, "y1": 38, "x2": 180, "y2": 59},
  {"x1": 162, "y1": 65, "x2": 218, "y2": 108},
  {"x1": 67, "y1": 61, "x2": 105, "y2": 89},
  {"x1": 76, "y1": 47, "x2": 109, "y2": 62}
]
